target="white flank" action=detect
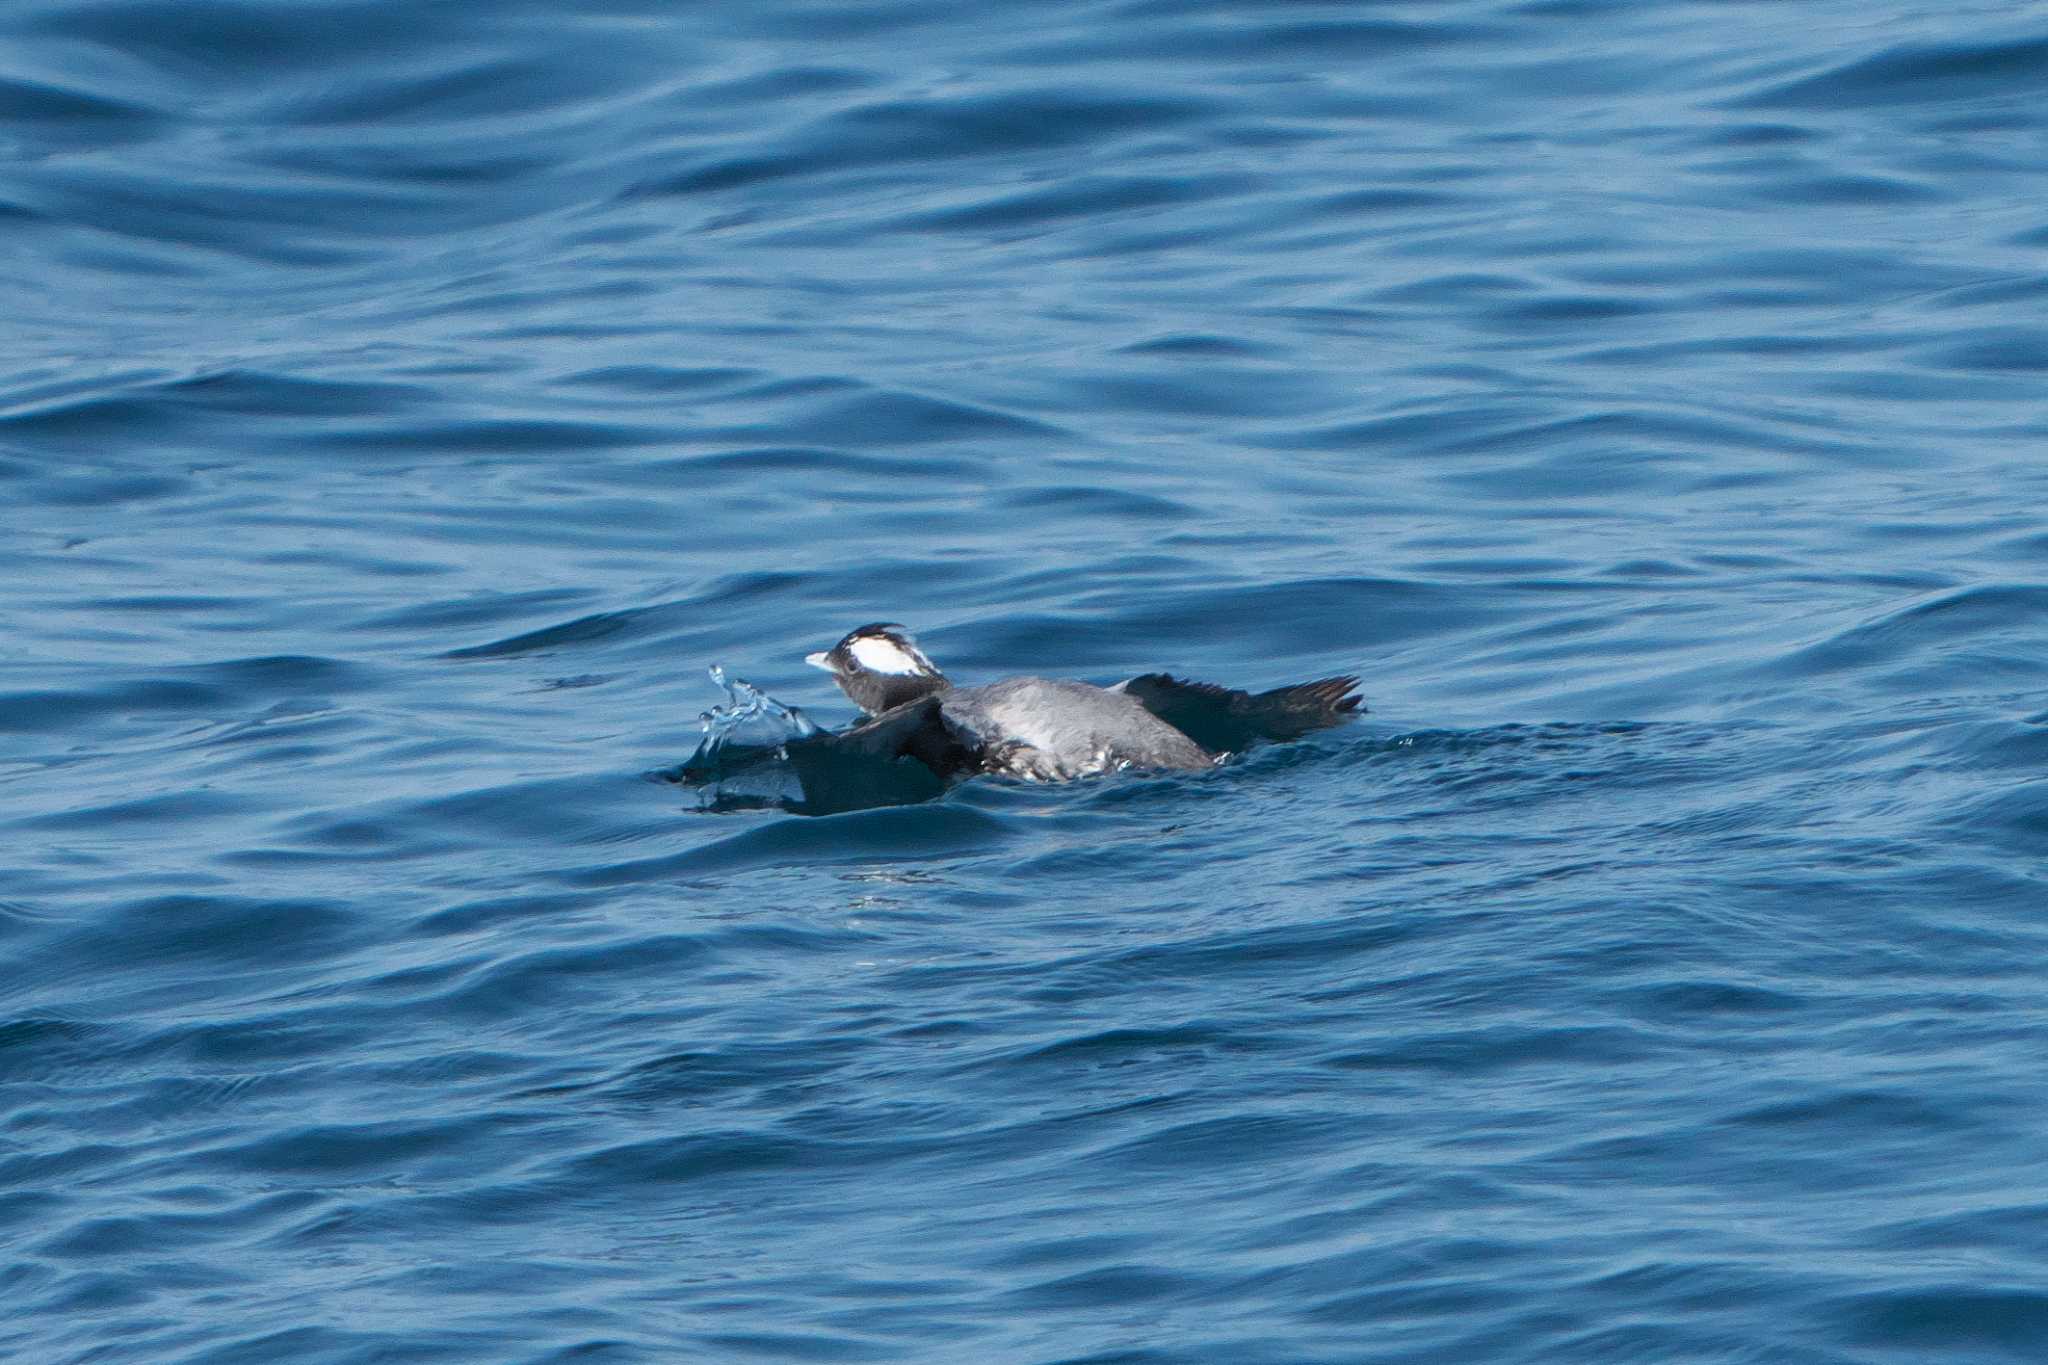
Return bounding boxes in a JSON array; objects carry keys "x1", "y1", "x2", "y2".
[{"x1": 848, "y1": 633, "x2": 932, "y2": 676}]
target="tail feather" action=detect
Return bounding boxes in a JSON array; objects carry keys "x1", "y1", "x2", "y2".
[
  {"x1": 1257, "y1": 675, "x2": 1364, "y2": 721},
  {"x1": 1120, "y1": 672, "x2": 1365, "y2": 753}
]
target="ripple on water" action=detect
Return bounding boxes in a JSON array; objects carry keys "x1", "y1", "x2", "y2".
[
  {"x1": 1776, "y1": 583, "x2": 2048, "y2": 693},
  {"x1": 1737, "y1": 33, "x2": 2048, "y2": 111}
]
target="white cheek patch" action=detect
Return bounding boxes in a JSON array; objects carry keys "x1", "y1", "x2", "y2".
[{"x1": 848, "y1": 634, "x2": 933, "y2": 676}]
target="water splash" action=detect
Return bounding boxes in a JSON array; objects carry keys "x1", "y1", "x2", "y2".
[
  {"x1": 665, "y1": 666, "x2": 820, "y2": 807},
  {"x1": 704, "y1": 665, "x2": 820, "y2": 744},
  {"x1": 661, "y1": 666, "x2": 951, "y2": 815}
]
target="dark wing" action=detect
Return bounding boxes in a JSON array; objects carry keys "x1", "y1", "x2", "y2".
[
  {"x1": 1117, "y1": 673, "x2": 1364, "y2": 753},
  {"x1": 767, "y1": 695, "x2": 981, "y2": 814},
  {"x1": 835, "y1": 695, "x2": 980, "y2": 774}
]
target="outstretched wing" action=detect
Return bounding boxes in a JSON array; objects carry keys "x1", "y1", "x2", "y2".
[
  {"x1": 771, "y1": 695, "x2": 980, "y2": 813},
  {"x1": 1116, "y1": 673, "x2": 1364, "y2": 754},
  {"x1": 823, "y1": 694, "x2": 980, "y2": 778}
]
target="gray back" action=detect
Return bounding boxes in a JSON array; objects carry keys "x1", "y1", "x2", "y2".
[{"x1": 942, "y1": 678, "x2": 1211, "y2": 777}]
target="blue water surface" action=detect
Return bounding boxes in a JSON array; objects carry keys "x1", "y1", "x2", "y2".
[{"x1": 5, "y1": 0, "x2": 2048, "y2": 1360}]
